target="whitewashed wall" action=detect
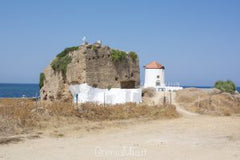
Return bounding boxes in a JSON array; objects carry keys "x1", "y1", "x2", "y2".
[
  {"x1": 69, "y1": 84, "x2": 142, "y2": 105},
  {"x1": 144, "y1": 69, "x2": 165, "y2": 88}
]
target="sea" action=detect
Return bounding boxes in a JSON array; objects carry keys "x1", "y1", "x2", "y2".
[
  {"x1": 0, "y1": 83, "x2": 239, "y2": 98},
  {"x1": 0, "y1": 83, "x2": 39, "y2": 98}
]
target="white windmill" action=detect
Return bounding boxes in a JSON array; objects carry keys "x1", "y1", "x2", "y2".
[{"x1": 144, "y1": 61, "x2": 165, "y2": 88}]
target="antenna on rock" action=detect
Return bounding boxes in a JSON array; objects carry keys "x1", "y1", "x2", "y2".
[{"x1": 82, "y1": 36, "x2": 87, "y2": 45}]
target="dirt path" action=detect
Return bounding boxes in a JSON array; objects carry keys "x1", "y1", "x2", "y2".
[
  {"x1": 147, "y1": 91, "x2": 199, "y2": 116},
  {"x1": 1, "y1": 116, "x2": 240, "y2": 160},
  {"x1": 172, "y1": 92, "x2": 199, "y2": 117}
]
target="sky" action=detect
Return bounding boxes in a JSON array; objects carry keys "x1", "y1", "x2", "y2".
[{"x1": 0, "y1": 0, "x2": 239, "y2": 86}]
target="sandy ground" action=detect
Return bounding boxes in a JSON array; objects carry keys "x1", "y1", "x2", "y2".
[
  {"x1": 1, "y1": 115, "x2": 240, "y2": 160},
  {"x1": 1, "y1": 95, "x2": 240, "y2": 160}
]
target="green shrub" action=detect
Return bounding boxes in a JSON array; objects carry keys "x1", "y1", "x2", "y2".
[
  {"x1": 129, "y1": 51, "x2": 138, "y2": 61},
  {"x1": 51, "y1": 46, "x2": 78, "y2": 80},
  {"x1": 92, "y1": 45, "x2": 98, "y2": 52},
  {"x1": 56, "y1": 46, "x2": 79, "y2": 58},
  {"x1": 214, "y1": 80, "x2": 236, "y2": 93},
  {"x1": 51, "y1": 56, "x2": 72, "y2": 80},
  {"x1": 39, "y1": 73, "x2": 45, "y2": 89},
  {"x1": 107, "y1": 85, "x2": 112, "y2": 90},
  {"x1": 110, "y1": 49, "x2": 127, "y2": 61}
]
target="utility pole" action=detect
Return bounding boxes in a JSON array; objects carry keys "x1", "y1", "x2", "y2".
[
  {"x1": 163, "y1": 91, "x2": 166, "y2": 105},
  {"x1": 170, "y1": 90, "x2": 172, "y2": 105},
  {"x1": 197, "y1": 96, "x2": 200, "y2": 108},
  {"x1": 104, "y1": 91, "x2": 105, "y2": 107}
]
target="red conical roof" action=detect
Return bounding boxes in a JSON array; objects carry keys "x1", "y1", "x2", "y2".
[{"x1": 144, "y1": 61, "x2": 165, "y2": 69}]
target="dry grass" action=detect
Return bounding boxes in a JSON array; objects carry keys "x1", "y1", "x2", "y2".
[
  {"x1": 142, "y1": 87, "x2": 156, "y2": 98},
  {"x1": 0, "y1": 99, "x2": 178, "y2": 137},
  {"x1": 176, "y1": 88, "x2": 240, "y2": 116},
  {"x1": 0, "y1": 99, "x2": 38, "y2": 136},
  {"x1": 0, "y1": 136, "x2": 23, "y2": 145},
  {"x1": 77, "y1": 103, "x2": 178, "y2": 120}
]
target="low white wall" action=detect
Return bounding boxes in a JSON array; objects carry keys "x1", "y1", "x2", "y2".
[{"x1": 69, "y1": 83, "x2": 142, "y2": 105}]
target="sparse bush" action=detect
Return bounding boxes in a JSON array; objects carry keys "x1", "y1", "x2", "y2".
[
  {"x1": 51, "y1": 56, "x2": 72, "y2": 80},
  {"x1": 142, "y1": 87, "x2": 156, "y2": 97},
  {"x1": 92, "y1": 45, "x2": 98, "y2": 52},
  {"x1": 51, "y1": 46, "x2": 78, "y2": 80},
  {"x1": 107, "y1": 85, "x2": 112, "y2": 90},
  {"x1": 214, "y1": 80, "x2": 236, "y2": 94},
  {"x1": 39, "y1": 73, "x2": 45, "y2": 89},
  {"x1": 129, "y1": 51, "x2": 138, "y2": 61},
  {"x1": 56, "y1": 46, "x2": 79, "y2": 58},
  {"x1": 110, "y1": 49, "x2": 127, "y2": 61}
]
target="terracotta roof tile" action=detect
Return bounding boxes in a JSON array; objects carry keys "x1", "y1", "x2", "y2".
[{"x1": 145, "y1": 61, "x2": 165, "y2": 69}]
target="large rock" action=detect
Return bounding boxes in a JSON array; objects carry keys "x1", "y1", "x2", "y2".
[{"x1": 40, "y1": 43, "x2": 140, "y2": 101}]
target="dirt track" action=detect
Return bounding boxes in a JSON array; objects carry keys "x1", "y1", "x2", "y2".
[{"x1": 1, "y1": 115, "x2": 240, "y2": 160}]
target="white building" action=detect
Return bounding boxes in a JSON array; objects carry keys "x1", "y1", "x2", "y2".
[
  {"x1": 144, "y1": 61, "x2": 182, "y2": 91},
  {"x1": 144, "y1": 61, "x2": 165, "y2": 88},
  {"x1": 69, "y1": 83, "x2": 142, "y2": 105}
]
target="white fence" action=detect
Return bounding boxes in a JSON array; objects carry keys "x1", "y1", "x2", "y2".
[
  {"x1": 165, "y1": 82, "x2": 181, "y2": 87},
  {"x1": 156, "y1": 82, "x2": 183, "y2": 91},
  {"x1": 69, "y1": 83, "x2": 142, "y2": 105}
]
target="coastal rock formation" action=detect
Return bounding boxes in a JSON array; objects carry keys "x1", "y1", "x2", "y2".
[{"x1": 40, "y1": 42, "x2": 140, "y2": 101}]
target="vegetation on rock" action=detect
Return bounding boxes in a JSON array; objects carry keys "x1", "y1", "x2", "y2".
[
  {"x1": 214, "y1": 80, "x2": 236, "y2": 93},
  {"x1": 39, "y1": 73, "x2": 45, "y2": 89},
  {"x1": 107, "y1": 85, "x2": 112, "y2": 90},
  {"x1": 129, "y1": 51, "x2": 138, "y2": 61},
  {"x1": 41, "y1": 44, "x2": 140, "y2": 101},
  {"x1": 51, "y1": 46, "x2": 78, "y2": 80},
  {"x1": 92, "y1": 45, "x2": 98, "y2": 52},
  {"x1": 110, "y1": 49, "x2": 127, "y2": 61},
  {"x1": 56, "y1": 46, "x2": 79, "y2": 58}
]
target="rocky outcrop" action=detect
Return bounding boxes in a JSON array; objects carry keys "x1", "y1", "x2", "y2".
[{"x1": 40, "y1": 42, "x2": 140, "y2": 101}]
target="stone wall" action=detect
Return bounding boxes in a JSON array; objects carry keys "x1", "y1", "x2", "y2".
[{"x1": 85, "y1": 44, "x2": 140, "y2": 89}]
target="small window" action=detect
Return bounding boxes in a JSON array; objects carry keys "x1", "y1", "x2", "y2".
[
  {"x1": 157, "y1": 75, "x2": 160, "y2": 78},
  {"x1": 156, "y1": 81, "x2": 161, "y2": 86}
]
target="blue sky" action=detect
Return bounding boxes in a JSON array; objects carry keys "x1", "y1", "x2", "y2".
[{"x1": 0, "y1": 0, "x2": 239, "y2": 86}]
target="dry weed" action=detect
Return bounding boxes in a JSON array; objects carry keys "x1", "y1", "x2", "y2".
[
  {"x1": 0, "y1": 99, "x2": 178, "y2": 137},
  {"x1": 78, "y1": 103, "x2": 178, "y2": 121},
  {"x1": 142, "y1": 87, "x2": 156, "y2": 98},
  {"x1": 176, "y1": 88, "x2": 240, "y2": 116}
]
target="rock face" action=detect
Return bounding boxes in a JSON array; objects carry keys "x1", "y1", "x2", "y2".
[{"x1": 40, "y1": 43, "x2": 140, "y2": 101}]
